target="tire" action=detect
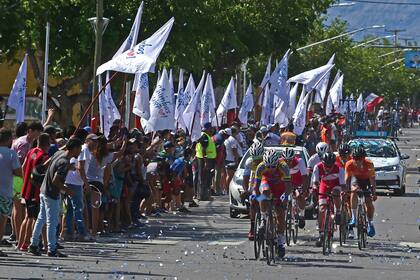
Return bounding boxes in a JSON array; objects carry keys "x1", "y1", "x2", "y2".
[
  {"x1": 230, "y1": 207, "x2": 238, "y2": 218},
  {"x1": 286, "y1": 201, "x2": 292, "y2": 246},
  {"x1": 322, "y1": 208, "x2": 330, "y2": 256},
  {"x1": 266, "y1": 210, "x2": 275, "y2": 265},
  {"x1": 254, "y1": 213, "x2": 261, "y2": 260},
  {"x1": 293, "y1": 208, "x2": 299, "y2": 245},
  {"x1": 339, "y1": 209, "x2": 348, "y2": 247},
  {"x1": 394, "y1": 184, "x2": 406, "y2": 196},
  {"x1": 357, "y1": 205, "x2": 364, "y2": 250}
]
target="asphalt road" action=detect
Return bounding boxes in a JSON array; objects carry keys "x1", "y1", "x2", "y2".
[{"x1": 0, "y1": 128, "x2": 419, "y2": 280}]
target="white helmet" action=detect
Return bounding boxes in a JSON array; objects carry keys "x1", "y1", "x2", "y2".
[
  {"x1": 263, "y1": 149, "x2": 281, "y2": 167},
  {"x1": 282, "y1": 148, "x2": 295, "y2": 160},
  {"x1": 316, "y1": 142, "x2": 329, "y2": 155},
  {"x1": 249, "y1": 142, "x2": 264, "y2": 158}
]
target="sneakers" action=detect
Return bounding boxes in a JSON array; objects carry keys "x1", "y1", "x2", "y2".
[
  {"x1": 278, "y1": 243, "x2": 286, "y2": 258},
  {"x1": 19, "y1": 243, "x2": 29, "y2": 252},
  {"x1": 348, "y1": 216, "x2": 356, "y2": 227},
  {"x1": 177, "y1": 206, "x2": 191, "y2": 213},
  {"x1": 248, "y1": 230, "x2": 255, "y2": 241},
  {"x1": 348, "y1": 227, "x2": 355, "y2": 239},
  {"x1": 28, "y1": 245, "x2": 42, "y2": 256},
  {"x1": 335, "y1": 213, "x2": 342, "y2": 225},
  {"x1": 189, "y1": 201, "x2": 199, "y2": 208},
  {"x1": 0, "y1": 239, "x2": 13, "y2": 247},
  {"x1": 298, "y1": 215, "x2": 305, "y2": 229},
  {"x1": 47, "y1": 250, "x2": 68, "y2": 258},
  {"x1": 367, "y1": 222, "x2": 376, "y2": 237}
]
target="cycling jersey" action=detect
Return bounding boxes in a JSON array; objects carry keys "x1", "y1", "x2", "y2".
[
  {"x1": 307, "y1": 153, "x2": 321, "y2": 173},
  {"x1": 287, "y1": 157, "x2": 307, "y2": 187},
  {"x1": 345, "y1": 158, "x2": 375, "y2": 181},
  {"x1": 312, "y1": 162, "x2": 345, "y2": 204},
  {"x1": 255, "y1": 160, "x2": 290, "y2": 201},
  {"x1": 243, "y1": 157, "x2": 262, "y2": 187}
]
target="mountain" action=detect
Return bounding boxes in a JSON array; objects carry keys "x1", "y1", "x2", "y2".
[{"x1": 326, "y1": 0, "x2": 420, "y2": 44}]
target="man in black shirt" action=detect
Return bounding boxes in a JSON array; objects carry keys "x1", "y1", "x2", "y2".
[{"x1": 29, "y1": 138, "x2": 82, "y2": 257}]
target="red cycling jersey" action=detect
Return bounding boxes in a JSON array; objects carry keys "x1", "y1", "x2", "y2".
[
  {"x1": 287, "y1": 156, "x2": 307, "y2": 187},
  {"x1": 312, "y1": 162, "x2": 345, "y2": 202}
]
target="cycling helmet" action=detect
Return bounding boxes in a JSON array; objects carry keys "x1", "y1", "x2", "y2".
[
  {"x1": 282, "y1": 148, "x2": 295, "y2": 160},
  {"x1": 353, "y1": 146, "x2": 367, "y2": 159},
  {"x1": 249, "y1": 142, "x2": 264, "y2": 159},
  {"x1": 263, "y1": 149, "x2": 281, "y2": 167},
  {"x1": 322, "y1": 152, "x2": 336, "y2": 166},
  {"x1": 316, "y1": 142, "x2": 329, "y2": 155},
  {"x1": 338, "y1": 143, "x2": 351, "y2": 155}
]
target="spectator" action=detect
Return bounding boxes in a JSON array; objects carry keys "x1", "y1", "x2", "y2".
[
  {"x1": 0, "y1": 128, "x2": 22, "y2": 257},
  {"x1": 29, "y1": 138, "x2": 83, "y2": 257},
  {"x1": 18, "y1": 133, "x2": 50, "y2": 251},
  {"x1": 224, "y1": 126, "x2": 242, "y2": 192},
  {"x1": 211, "y1": 129, "x2": 230, "y2": 196}
]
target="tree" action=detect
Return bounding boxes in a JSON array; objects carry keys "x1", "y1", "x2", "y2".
[{"x1": 0, "y1": 0, "x2": 334, "y2": 126}]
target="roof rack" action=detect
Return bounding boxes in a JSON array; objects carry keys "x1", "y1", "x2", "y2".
[{"x1": 353, "y1": 130, "x2": 388, "y2": 139}]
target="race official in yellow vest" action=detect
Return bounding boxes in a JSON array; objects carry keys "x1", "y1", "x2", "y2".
[{"x1": 196, "y1": 122, "x2": 216, "y2": 201}]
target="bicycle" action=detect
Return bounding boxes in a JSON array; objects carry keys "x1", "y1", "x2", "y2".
[
  {"x1": 355, "y1": 190, "x2": 371, "y2": 250},
  {"x1": 286, "y1": 188, "x2": 301, "y2": 245},
  {"x1": 318, "y1": 191, "x2": 337, "y2": 255},
  {"x1": 264, "y1": 198, "x2": 278, "y2": 265}
]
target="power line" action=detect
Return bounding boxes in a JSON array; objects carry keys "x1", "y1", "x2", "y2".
[{"x1": 348, "y1": 0, "x2": 420, "y2": 5}]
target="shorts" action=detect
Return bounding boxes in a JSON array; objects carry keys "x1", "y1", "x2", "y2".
[
  {"x1": 89, "y1": 181, "x2": 108, "y2": 205},
  {"x1": 259, "y1": 180, "x2": 286, "y2": 205},
  {"x1": 0, "y1": 195, "x2": 13, "y2": 216},
  {"x1": 351, "y1": 177, "x2": 372, "y2": 197},
  {"x1": 13, "y1": 176, "x2": 23, "y2": 200},
  {"x1": 319, "y1": 184, "x2": 342, "y2": 205},
  {"x1": 25, "y1": 199, "x2": 40, "y2": 218}
]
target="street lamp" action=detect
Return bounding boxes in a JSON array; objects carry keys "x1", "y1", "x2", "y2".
[
  {"x1": 296, "y1": 25, "x2": 385, "y2": 51},
  {"x1": 88, "y1": 0, "x2": 110, "y2": 126},
  {"x1": 353, "y1": 35, "x2": 395, "y2": 48}
]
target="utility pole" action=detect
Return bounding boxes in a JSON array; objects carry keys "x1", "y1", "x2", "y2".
[
  {"x1": 91, "y1": 0, "x2": 104, "y2": 125},
  {"x1": 386, "y1": 29, "x2": 406, "y2": 59}
]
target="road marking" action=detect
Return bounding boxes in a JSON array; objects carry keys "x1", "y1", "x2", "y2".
[
  {"x1": 399, "y1": 242, "x2": 420, "y2": 249},
  {"x1": 208, "y1": 240, "x2": 246, "y2": 246}
]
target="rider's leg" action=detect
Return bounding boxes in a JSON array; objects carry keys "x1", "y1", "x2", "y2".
[
  {"x1": 365, "y1": 196, "x2": 375, "y2": 221},
  {"x1": 349, "y1": 184, "x2": 359, "y2": 225},
  {"x1": 276, "y1": 206, "x2": 287, "y2": 257}
]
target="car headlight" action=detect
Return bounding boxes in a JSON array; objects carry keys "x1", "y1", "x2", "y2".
[{"x1": 376, "y1": 165, "x2": 400, "y2": 172}]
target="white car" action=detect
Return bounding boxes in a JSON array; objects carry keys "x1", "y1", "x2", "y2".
[
  {"x1": 229, "y1": 145, "x2": 310, "y2": 218},
  {"x1": 348, "y1": 138, "x2": 409, "y2": 196}
]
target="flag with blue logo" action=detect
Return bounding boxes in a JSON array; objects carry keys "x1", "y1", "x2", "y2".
[
  {"x1": 238, "y1": 80, "x2": 254, "y2": 124},
  {"x1": 7, "y1": 54, "x2": 27, "y2": 123}
]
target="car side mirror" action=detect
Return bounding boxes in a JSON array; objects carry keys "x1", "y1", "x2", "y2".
[{"x1": 401, "y1": 154, "x2": 410, "y2": 160}]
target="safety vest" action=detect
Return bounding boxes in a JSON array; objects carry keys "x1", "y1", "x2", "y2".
[{"x1": 196, "y1": 132, "x2": 216, "y2": 159}]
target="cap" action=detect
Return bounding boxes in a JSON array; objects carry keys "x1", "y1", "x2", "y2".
[
  {"x1": 44, "y1": 125, "x2": 57, "y2": 135},
  {"x1": 86, "y1": 133, "x2": 99, "y2": 141},
  {"x1": 267, "y1": 124, "x2": 274, "y2": 130},
  {"x1": 259, "y1": 126, "x2": 268, "y2": 133},
  {"x1": 279, "y1": 123, "x2": 287, "y2": 129},
  {"x1": 222, "y1": 128, "x2": 232, "y2": 136},
  {"x1": 164, "y1": 141, "x2": 175, "y2": 149},
  {"x1": 203, "y1": 122, "x2": 212, "y2": 130},
  {"x1": 83, "y1": 126, "x2": 92, "y2": 134}
]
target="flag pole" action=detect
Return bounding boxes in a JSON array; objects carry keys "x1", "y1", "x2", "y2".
[
  {"x1": 76, "y1": 71, "x2": 119, "y2": 131},
  {"x1": 42, "y1": 22, "x2": 50, "y2": 124}
]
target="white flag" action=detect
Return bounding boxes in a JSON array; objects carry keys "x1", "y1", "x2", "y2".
[
  {"x1": 99, "y1": 72, "x2": 121, "y2": 138},
  {"x1": 293, "y1": 85, "x2": 306, "y2": 120},
  {"x1": 132, "y1": 72, "x2": 150, "y2": 119},
  {"x1": 184, "y1": 71, "x2": 205, "y2": 141},
  {"x1": 260, "y1": 85, "x2": 272, "y2": 125},
  {"x1": 274, "y1": 99, "x2": 288, "y2": 126},
  {"x1": 326, "y1": 74, "x2": 343, "y2": 115},
  {"x1": 356, "y1": 93, "x2": 363, "y2": 112},
  {"x1": 174, "y1": 69, "x2": 186, "y2": 129},
  {"x1": 293, "y1": 92, "x2": 311, "y2": 135},
  {"x1": 200, "y1": 74, "x2": 217, "y2": 127},
  {"x1": 288, "y1": 83, "x2": 299, "y2": 119},
  {"x1": 113, "y1": 1, "x2": 144, "y2": 58},
  {"x1": 287, "y1": 64, "x2": 334, "y2": 92},
  {"x1": 349, "y1": 93, "x2": 356, "y2": 113},
  {"x1": 238, "y1": 80, "x2": 254, "y2": 124},
  {"x1": 259, "y1": 56, "x2": 272, "y2": 89},
  {"x1": 169, "y1": 68, "x2": 174, "y2": 103},
  {"x1": 97, "y1": 17, "x2": 174, "y2": 75},
  {"x1": 269, "y1": 49, "x2": 290, "y2": 104},
  {"x1": 147, "y1": 68, "x2": 175, "y2": 132},
  {"x1": 315, "y1": 53, "x2": 335, "y2": 104},
  {"x1": 7, "y1": 54, "x2": 27, "y2": 123},
  {"x1": 216, "y1": 77, "x2": 237, "y2": 119}
]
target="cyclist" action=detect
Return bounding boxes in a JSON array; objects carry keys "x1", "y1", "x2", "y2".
[
  {"x1": 345, "y1": 146, "x2": 377, "y2": 237},
  {"x1": 282, "y1": 148, "x2": 308, "y2": 229},
  {"x1": 254, "y1": 149, "x2": 291, "y2": 258},
  {"x1": 312, "y1": 152, "x2": 345, "y2": 247},
  {"x1": 242, "y1": 142, "x2": 264, "y2": 241},
  {"x1": 307, "y1": 142, "x2": 329, "y2": 175}
]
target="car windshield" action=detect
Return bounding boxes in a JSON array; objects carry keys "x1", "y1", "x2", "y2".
[
  {"x1": 349, "y1": 140, "x2": 397, "y2": 158},
  {"x1": 239, "y1": 148, "x2": 306, "y2": 169}
]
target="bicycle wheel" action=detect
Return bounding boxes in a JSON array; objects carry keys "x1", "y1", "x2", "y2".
[
  {"x1": 339, "y1": 204, "x2": 348, "y2": 246},
  {"x1": 322, "y1": 207, "x2": 330, "y2": 256},
  {"x1": 293, "y1": 204, "x2": 299, "y2": 244},
  {"x1": 266, "y1": 208, "x2": 276, "y2": 265},
  {"x1": 357, "y1": 205, "x2": 363, "y2": 250},
  {"x1": 285, "y1": 200, "x2": 293, "y2": 246},
  {"x1": 362, "y1": 211, "x2": 367, "y2": 249},
  {"x1": 254, "y1": 212, "x2": 262, "y2": 260}
]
